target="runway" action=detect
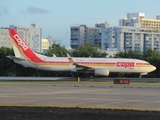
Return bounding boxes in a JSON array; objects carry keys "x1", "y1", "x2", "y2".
[
  {"x1": 0, "y1": 76, "x2": 160, "y2": 82},
  {"x1": 0, "y1": 83, "x2": 160, "y2": 111}
]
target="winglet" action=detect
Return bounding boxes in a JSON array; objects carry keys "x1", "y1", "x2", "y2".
[
  {"x1": 66, "y1": 53, "x2": 71, "y2": 58},
  {"x1": 53, "y1": 54, "x2": 56, "y2": 57},
  {"x1": 66, "y1": 53, "x2": 75, "y2": 66}
]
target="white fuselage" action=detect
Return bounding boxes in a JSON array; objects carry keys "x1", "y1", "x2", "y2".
[{"x1": 14, "y1": 56, "x2": 156, "y2": 74}]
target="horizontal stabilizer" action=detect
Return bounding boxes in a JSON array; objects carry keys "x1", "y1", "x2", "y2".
[{"x1": 6, "y1": 55, "x2": 26, "y2": 61}]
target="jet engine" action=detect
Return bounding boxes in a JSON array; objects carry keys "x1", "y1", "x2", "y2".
[{"x1": 94, "y1": 68, "x2": 109, "y2": 76}]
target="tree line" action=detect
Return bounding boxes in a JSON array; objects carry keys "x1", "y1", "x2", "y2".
[{"x1": 0, "y1": 43, "x2": 159, "y2": 77}]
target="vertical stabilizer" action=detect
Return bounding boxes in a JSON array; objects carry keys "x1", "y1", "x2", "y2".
[{"x1": 8, "y1": 29, "x2": 44, "y2": 63}]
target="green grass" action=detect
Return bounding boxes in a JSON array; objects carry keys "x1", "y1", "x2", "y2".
[{"x1": 0, "y1": 81, "x2": 160, "y2": 86}]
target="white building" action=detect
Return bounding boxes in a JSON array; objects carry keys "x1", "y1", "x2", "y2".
[
  {"x1": 70, "y1": 22, "x2": 110, "y2": 48},
  {"x1": 119, "y1": 12, "x2": 160, "y2": 31},
  {"x1": 100, "y1": 13, "x2": 160, "y2": 53},
  {"x1": 101, "y1": 26, "x2": 160, "y2": 52},
  {"x1": 0, "y1": 27, "x2": 11, "y2": 48},
  {"x1": 119, "y1": 13, "x2": 144, "y2": 28}
]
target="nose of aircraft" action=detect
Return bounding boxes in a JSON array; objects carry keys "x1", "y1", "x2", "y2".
[{"x1": 152, "y1": 65, "x2": 156, "y2": 72}]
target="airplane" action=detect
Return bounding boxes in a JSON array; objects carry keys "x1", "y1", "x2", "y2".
[{"x1": 7, "y1": 28, "x2": 156, "y2": 77}]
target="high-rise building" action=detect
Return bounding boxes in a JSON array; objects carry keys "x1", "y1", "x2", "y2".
[
  {"x1": 70, "y1": 22, "x2": 110, "y2": 48},
  {"x1": 0, "y1": 27, "x2": 11, "y2": 48},
  {"x1": 119, "y1": 13, "x2": 160, "y2": 31},
  {"x1": 101, "y1": 13, "x2": 160, "y2": 52},
  {"x1": 70, "y1": 12, "x2": 160, "y2": 53},
  {"x1": 101, "y1": 26, "x2": 160, "y2": 52}
]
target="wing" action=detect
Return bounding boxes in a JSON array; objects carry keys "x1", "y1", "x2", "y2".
[{"x1": 66, "y1": 53, "x2": 94, "y2": 71}]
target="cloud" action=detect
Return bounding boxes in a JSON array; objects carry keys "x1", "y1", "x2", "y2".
[
  {"x1": 25, "y1": 6, "x2": 49, "y2": 14},
  {"x1": 0, "y1": 7, "x2": 8, "y2": 16}
]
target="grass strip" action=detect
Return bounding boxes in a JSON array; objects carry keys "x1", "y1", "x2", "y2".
[{"x1": 0, "y1": 81, "x2": 160, "y2": 86}]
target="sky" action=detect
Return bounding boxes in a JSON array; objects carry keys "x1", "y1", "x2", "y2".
[{"x1": 1, "y1": 0, "x2": 160, "y2": 46}]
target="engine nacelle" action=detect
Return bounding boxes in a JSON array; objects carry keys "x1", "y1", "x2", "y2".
[{"x1": 94, "y1": 68, "x2": 109, "y2": 76}]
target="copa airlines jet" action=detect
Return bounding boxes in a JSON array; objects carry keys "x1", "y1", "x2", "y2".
[{"x1": 7, "y1": 28, "x2": 156, "y2": 76}]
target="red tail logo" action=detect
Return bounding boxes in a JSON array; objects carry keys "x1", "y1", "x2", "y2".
[
  {"x1": 13, "y1": 34, "x2": 29, "y2": 51},
  {"x1": 9, "y1": 28, "x2": 44, "y2": 63}
]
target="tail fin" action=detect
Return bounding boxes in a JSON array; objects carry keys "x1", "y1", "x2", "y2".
[{"x1": 8, "y1": 29, "x2": 44, "y2": 63}]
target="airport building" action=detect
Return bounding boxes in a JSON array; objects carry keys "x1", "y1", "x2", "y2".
[
  {"x1": 70, "y1": 22, "x2": 110, "y2": 49},
  {"x1": 101, "y1": 13, "x2": 160, "y2": 52}
]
